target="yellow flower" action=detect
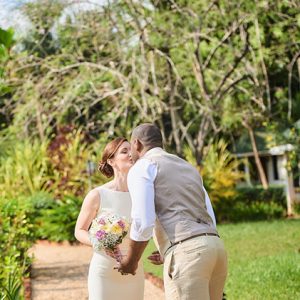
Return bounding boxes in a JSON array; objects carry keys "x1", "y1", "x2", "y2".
[
  {"x1": 101, "y1": 225, "x2": 109, "y2": 231},
  {"x1": 110, "y1": 224, "x2": 122, "y2": 235}
]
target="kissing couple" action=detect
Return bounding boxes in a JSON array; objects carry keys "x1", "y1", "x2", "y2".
[{"x1": 75, "y1": 123, "x2": 228, "y2": 300}]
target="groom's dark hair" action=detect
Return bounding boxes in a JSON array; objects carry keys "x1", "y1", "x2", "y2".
[{"x1": 132, "y1": 123, "x2": 163, "y2": 148}]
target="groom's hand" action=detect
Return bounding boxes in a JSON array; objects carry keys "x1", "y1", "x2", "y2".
[
  {"x1": 116, "y1": 258, "x2": 138, "y2": 275},
  {"x1": 147, "y1": 251, "x2": 164, "y2": 265},
  {"x1": 115, "y1": 239, "x2": 149, "y2": 275}
]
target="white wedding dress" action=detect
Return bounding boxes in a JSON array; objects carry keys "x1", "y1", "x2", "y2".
[{"x1": 88, "y1": 187, "x2": 144, "y2": 300}]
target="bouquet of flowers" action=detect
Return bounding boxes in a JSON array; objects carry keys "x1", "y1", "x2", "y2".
[{"x1": 89, "y1": 211, "x2": 129, "y2": 261}]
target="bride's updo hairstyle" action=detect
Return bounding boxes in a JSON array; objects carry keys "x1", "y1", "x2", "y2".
[{"x1": 98, "y1": 137, "x2": 128, "y2": 178}]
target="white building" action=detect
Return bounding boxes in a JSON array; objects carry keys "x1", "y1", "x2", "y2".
[{"x1": 237, "y1": 144, "x2": 300, "y2": 215}]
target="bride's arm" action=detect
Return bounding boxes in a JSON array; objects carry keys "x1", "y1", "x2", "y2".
[{"x1": 74, "y1": 189, "x2": 100, "y2": 246}]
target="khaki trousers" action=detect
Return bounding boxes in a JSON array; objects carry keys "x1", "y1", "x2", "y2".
[{"x1": 163, "y1": 235, "x2": 227, "y2": 300}]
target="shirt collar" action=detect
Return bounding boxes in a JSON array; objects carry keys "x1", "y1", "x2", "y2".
[{"x1": 143, "y1": 147, "x2": 164, "y2": 158}]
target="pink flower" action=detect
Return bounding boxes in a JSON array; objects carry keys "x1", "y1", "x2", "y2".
[
  {"x1": 98, "y1": 218, "x2": 106, "y2": 225},
  {"x1": 96, "y1": 230, "x2": 106, "y2": 240},
  {"x1": 117, "y1": 220, "x2": 125, "y2": 229}
]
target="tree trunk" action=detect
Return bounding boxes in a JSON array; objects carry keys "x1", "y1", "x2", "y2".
[
  {"x1": 195, "y1": 115, "x2": 211, "y2": 165},
  {"x1": 247, "y1": 126, "x2": 269, "y2": 189}
]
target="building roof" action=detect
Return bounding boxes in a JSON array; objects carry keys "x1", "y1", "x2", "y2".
[{"x1": 236, "y1": 144, "x2": 294, "y2": 158}]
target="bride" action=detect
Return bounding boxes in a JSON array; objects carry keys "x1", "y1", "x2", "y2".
[{"x1": 75, "y1": 137, "x2": 144, "y2": 300}]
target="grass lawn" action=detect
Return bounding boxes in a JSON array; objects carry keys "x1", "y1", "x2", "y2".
[{"x1": 142, "y1": 219, "x2": 300, "y2": 299}]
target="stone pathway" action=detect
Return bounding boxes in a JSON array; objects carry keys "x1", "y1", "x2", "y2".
[{"x1": 29, "y1": 241, "x2": 164, "y2": 300}]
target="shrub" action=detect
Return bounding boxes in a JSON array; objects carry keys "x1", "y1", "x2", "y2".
[
  {"x1": 184, "y1": 142, "x2": 286, "y2": 223},
  {"x1": 35, "y1": 195, "x2": 82, "y2": 242},
  {"x1": 47, "y1": 127, "x2": 105, "y2": 198},
  {"x1": 0, "y1": 129, "x2": 106, "y2": 201},
  {"x1": 214, "y1": 186, "x2": 286, "y2": 222},
  {"x1": 0, "y1": 197, "x2": 37, "y2": 299},
  {"x1": 234, "y1": 186, "x2": 286, "y2": 206},
  {"x1": 293, "y1": 202, "x2": 300, "y2": 215},
  {"x1": 201, "y1": 140, "x2": 244, "y2": 202},
  {"x1": 0, "y1": 139, "x2": 53, "y2": 199},
  {"x1": 184, "y1": 139, "x2": 244, "y2": 204}
]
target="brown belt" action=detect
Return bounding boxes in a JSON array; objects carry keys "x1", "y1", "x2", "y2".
[{"x1": 165, "y1": 233, "x2": 220, "y2": 255}]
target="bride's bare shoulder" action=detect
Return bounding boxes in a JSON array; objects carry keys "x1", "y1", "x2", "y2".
[
  {"x1": 83, "y1": 188, "x2": 100, "y2": 205},
  {"x1": 84, "y1": 181, "x2": 113, "y2": 200},
  {"x1": 99, "y1": 181, "x2": 114, "y2": 190}
]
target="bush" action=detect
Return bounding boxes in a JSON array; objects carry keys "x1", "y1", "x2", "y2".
[
  {"x1": 214, "y1": 186, "x2": 286, "y2": 222},
  {"x1": 201, "y1": 140, "x2": 244, "y2": 202},
  {"x1": 293, "y1": 202, "x2": 300, "y2": 215},
  {"x1": 184, "y1": 139, "x2": 244, "y2": 203},
  {"x1": 0, "y1": 197, "x2": 37, "y2": 299},
  {"x1": 234, "y1": 186, "x2": 286, "y2": 206},
  {"x1": 10, "y1": 191, "x2": 82, "y2": 243},
  {"x1": 35, "y1": 195, "x2": 82, "y2": 242},
  {"x1": 47, "y1": 127, "x2": 105, "y2": 198},
  {"x1": 0, "y1": 130, "x2": 106, "y2": 201},
  {"x1": 0, "y1": 139, "x2": 53, "y2": 199}
]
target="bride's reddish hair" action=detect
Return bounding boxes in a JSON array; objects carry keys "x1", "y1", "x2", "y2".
[{"x1": 98, "y1": 137, "x2": 128, "y2": 178}]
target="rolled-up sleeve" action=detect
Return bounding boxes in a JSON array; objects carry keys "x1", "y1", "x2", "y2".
[{"x1": 127, "y1": 159, "x2": 157, "y2": 241}]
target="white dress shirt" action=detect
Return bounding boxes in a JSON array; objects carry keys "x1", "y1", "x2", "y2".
[{"x1": 127, "y1": 152, "x2": 217, "y2": 242}]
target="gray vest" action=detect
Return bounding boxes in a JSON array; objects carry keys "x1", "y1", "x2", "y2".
[{"x1": 144, "y1": 148, "x2": 218, "y2": 256}]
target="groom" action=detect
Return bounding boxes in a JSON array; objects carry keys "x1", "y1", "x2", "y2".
[{"x1": 118, "y1": 123, "x2": 227, "y2": 300}]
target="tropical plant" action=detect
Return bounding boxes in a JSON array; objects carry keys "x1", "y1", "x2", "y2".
[
  {"x1": 202, "y1": 140, "x2": 244, "y2": 202},
  {"x1": 47, "y1": 127, "x2": 106, "y2": 197},
  {"x1": 0, "y1": 197, "x2": 36, "y2": 300},
  {"x1": 0, "y1": 272, "x2": 22, "y2": 300},
  {"x1": 36, "y1": 195, "x2": 82, "y2": 242},
  {"x1": 0, "y1": 138, "x2": 52, "y2": 198},
  {"x1": 185, "y1": 139, "x2": 244, "y2": 204}
]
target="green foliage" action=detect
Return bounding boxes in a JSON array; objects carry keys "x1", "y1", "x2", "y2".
[
  {"x1": 235, "y1": 186, "x2": 286, "y2": 206},
  {"x1": 185, "y1": 139, "x2": 286, "y2": 222},
  {"x1": 0, "y1": 27, "x2": 14, "y2": 63},
  {"x1": 21, "y1": 0, "x2": 66, "y2": 57},
  {"x1": 22, "y1": 191, "x2": 83, "y2": 243},
  {"x1": 228, "y1": 200, "x2": 284, "y2": 221},
  {"x1": 1, "y1": 273, "x2": 22, "y2": 300},
  {"x1": 0, "y1": 129, "x2": 106, "y2": 200},
  {"x1": 47, "y1": 127, "x2": 103, "y2": 197},
  {"x1": 294, "y1": 202, "x2": 300, "y2": 215},
  {"x1": 0, "y1": 27, "x2": 14, "y2": 47},
  {"x1": 0, "y1": 139, "x2": 52, "y2": 198},
  {"x1": 143, "y1": 220, "x2": 300, "y2": 300},
  {"x1": 0, "y1": 27, "x2": 14, "y2": 98},
  {"x1": 185, "y1": 139, "x2": 244, "y2": 203},
  {"x1": 0, "y1": 197, "x2": 37, "y2": 299},
  {"x1": 35, "y1": 195, "x2": 82, "y2": 242},
  {"x1": 2, "y1": 0, "x2": 299, "y2": 163},
  {"x1": 215, "y1": 186, "x2": 286, "y2": 222},
  {"x1": 202, "y1": 140, "x2": 244, "y2": 201}
]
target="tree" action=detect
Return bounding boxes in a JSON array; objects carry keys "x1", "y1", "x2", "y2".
[{"x1": 2, "y1": 0, "x2": 299, "y2": 173}]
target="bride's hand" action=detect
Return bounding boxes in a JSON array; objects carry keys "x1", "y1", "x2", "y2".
[
  {"x1": 105, "y1": 246, "x2": 123, "y2": 262},
  {"x1": 147, "y1": 251, "x2": 163, "y2": 265}
]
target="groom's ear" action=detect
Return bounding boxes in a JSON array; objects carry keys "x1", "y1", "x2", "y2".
[{"x1": 135, "y1": 139, "x2": 143, "y2": 152}]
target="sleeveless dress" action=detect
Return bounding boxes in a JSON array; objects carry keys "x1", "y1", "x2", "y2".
[{"x1": 88, "y1": 187, "x2": 144, "y2": 300}]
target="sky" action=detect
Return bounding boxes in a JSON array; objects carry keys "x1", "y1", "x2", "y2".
[
  {"x1": 0, "y1": 0, "x2": 107, "y2": 38},
  {"x1": 0, "y1": 0, "x2": 32, "y2": 35}
]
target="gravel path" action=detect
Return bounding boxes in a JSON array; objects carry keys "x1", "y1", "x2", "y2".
[{"x1": 29, "y1": 241, "x2": 164, "y2": 300}]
